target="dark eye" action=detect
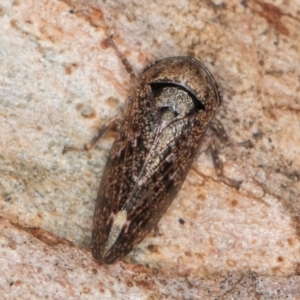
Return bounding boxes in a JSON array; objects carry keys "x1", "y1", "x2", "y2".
[{"x1": 159, "y1": 106, "x2": 179, "y2": 117}]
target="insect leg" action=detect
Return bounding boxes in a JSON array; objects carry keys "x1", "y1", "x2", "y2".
[
  {"x1": 109, "y1": 36, "x2": 138, "y2": 82},
  {"x1": 210, "y1": 118, "x2": 253, "y2": 148},
  {"x1": 210, "y1": 118, "x2": 229, "y2": 144},
  {"x1": 208, "y1": 138, "x2": 242, "y2": 189},
  {"x1": 62, "y1": 116, "x2": 120, "y2": 154},
  {"x1": 207, "y1": 118, "x2": 253, "y2": 189}
]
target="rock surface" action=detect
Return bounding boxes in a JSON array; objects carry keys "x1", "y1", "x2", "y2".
[{"x1": 0, "y1": 0, "x2": 300, "y2": 298}]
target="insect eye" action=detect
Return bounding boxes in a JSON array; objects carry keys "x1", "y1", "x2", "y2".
[
  {"x1": 159, "y1": 106, "x2": 179, "y2": 117},
  {"x1": 159, "y1": 106, "x2": 170, "y2": 113}
]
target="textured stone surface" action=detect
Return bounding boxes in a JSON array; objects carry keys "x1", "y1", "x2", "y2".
[
  {"x1": 0, "y1": 0, "x2": 300, "y2": 298},
  {"x1": 1, "y1": 217, "x2": 300, "y2": 299}
]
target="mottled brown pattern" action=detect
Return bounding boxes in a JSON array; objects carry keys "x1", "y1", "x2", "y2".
[{"x1": 91, "y1": 57, "x2": 220, "y2": 264}]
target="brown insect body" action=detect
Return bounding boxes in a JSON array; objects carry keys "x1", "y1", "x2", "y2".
[{"x1": 91, "y1": 57, "x2": 221, "y2": 264}]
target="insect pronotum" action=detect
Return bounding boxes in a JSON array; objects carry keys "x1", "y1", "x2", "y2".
[{"x1": 64, "y1": 38, "x2": 246, "y2": 264}]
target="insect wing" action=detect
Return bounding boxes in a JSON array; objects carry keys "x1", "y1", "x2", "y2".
[{"x1": 91, "y1": 81, "x2": 157, "y2": 262}]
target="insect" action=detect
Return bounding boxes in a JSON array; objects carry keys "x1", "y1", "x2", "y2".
[{"x1": 64, "y1": 39, "x2": 244, "y2": 264}]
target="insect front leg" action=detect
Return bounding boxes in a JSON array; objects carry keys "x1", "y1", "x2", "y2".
[
  {"x1": 210, "y1": 118, "x2": 253, "y2": 148},
  {"x1": 62, "y1": 116, "x2": 121, "y2": 154},
  {"x1": 108, "y1": 36, "x2": 138, "y2": 82},
  {"x1": 208, "y1": 138, "x2": 242, "y2": 189},
  {"x1": 206, "y1": 118, "x2": 253, "y2": 189},
  {"x1": 63, "y1": 35, "x2": 140, "y2": 156}
]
